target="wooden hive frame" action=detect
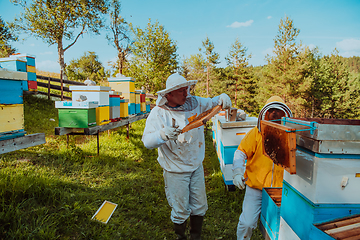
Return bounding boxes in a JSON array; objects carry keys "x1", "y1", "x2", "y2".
[
  {"x1": 181, "y1": 105, "x2": 222, "y2": 133},
  {"x1": 315, "y1": 214, "x2": 360, "y2": 240},
  {"x1": 260, "y1": 120, "x2": 297, "y2": 174}
]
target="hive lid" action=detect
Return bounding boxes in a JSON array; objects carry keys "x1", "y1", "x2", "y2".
[
  {"x1": 70, "y1": 86, "x2": 111, "y2": 91},
  {"x1": 260, "y1": 120, "x2": 297, "y2": 174},
  {"x1": 219, "y1": 117, "x2": 258, "y2": 129},
  {"x1": 283, "y1": 118, "x2": 360, "y2": 141}
]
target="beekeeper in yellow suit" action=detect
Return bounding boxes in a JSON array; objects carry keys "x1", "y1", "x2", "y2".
[
  {"x1": 142, "y1": 73, "x2": 231, "y2": 240},
  {"x1": 232, "y1": 96, "x2": 293, "y2": 240}
]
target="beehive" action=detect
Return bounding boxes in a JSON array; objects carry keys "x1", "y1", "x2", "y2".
[
  {"x1": 70, "y1": 86, "x2": 111, "y2": 106},
  {"x1": 96, "y1": 106, "x2": 110, "y2": 125},
  {"x1": 0, "y1": 70, "x2": 28, "y2": 104},
  {"x1": 0, "y1": 58, "x2": 27, "y2": 72},
  {"x1": 56, "y1": 101, "x2": 98, "y2": 128},
  {"x1": 108, "y1": 76, "x2": 135, "y2": 92},
  {"x1": 120, "y1": 99, "x2": 129, "y2": 118},
  {"x1": 0, "y1": 104, "x2": 24, "y2": 133}
]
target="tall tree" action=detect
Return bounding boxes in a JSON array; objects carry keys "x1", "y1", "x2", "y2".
[
  {"x1": 125, "y1": 19, "x2": 178, "y2": 94},
  {"x1": 262, "y1": 16, "x2": 312, "y2": 117},
  {"x1": 200, "y1": 37, "x2": 220, "y2": 97},
  {"x1": 0, "y1": 16, "x2": 17, "y2": 57},
  {"x1": 179, "y1": 54, "x2": 207, "y2": 97},
  {"x1": 10, "y1": 0, "x2": 108, "y2": 94},
  {"x1": 225, "y1": 38, "x2": 257, "y2": 113},
  {"x1": 65, "y1": 51, "x2": 109, "y2": 83},
  {"x1": 106, "y1": 0, "x2": 131, "y2": 75}
]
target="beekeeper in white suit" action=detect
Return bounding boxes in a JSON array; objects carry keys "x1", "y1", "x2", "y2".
[{"x1": 142, "y1": 73, "x2": 231, "y2": 240}]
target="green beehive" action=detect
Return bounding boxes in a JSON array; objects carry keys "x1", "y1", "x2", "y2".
[{"x1": 58, "y1": 108, "x2": 96, "y2": 128}]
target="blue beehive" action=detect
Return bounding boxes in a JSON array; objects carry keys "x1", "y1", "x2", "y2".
[
  {"x1": 260, "y1": 188, "x2": 282, "y2": 240},
  {"x1": 128, "y1": 103, "x2": 136, "y2": 115},
  {"x1": 0, "y1": 70, "x2": 28, "y2": 104},
  {"x1": 0, "y1": 58, "x2": 27, "y2": 72},
  {"x1": 281, "y1": 180, "x2": 360, "y2": 240}
]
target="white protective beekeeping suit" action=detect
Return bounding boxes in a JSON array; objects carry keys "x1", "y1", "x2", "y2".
[{"x1": 142, "y1": 73, "x2": 231, "y2": 226}]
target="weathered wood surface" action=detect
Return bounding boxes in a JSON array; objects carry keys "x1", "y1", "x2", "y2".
[{"x1": 0, "y1": 133, "x2": 46, "y2": 154}]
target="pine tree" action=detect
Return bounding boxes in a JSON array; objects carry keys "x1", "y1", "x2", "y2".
[
  {"x1": 263, "y1": 16, "x2": 313, "y2": 117},
  {"x1": 225, "y1": 38, "x2": 258, "y2": 114}
]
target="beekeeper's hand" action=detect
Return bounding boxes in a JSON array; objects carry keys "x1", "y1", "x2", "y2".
[
  {"x1": 160, "y1": 126, "x2": 181, "y2": 141},
  {"x1": 233, "y1": 173, "x2": 246, "y2": 190},
  {"x1": 218, "y1": 93, "x2": 232, "y2": 109}
]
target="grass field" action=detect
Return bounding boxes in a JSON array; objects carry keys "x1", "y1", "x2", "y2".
[{"x1": 0, "y1": 94, "x2": 264, "y2": 239}]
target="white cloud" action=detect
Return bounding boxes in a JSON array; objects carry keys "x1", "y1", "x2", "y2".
[
  {"x1": 267, "y1": 16, "x2": 272, "y2": 19},
  {"x1": 227, "y1": 20, "x2": 254, "y2": 28},
  {"x1": 336, "y1": 38, "x2": 360, "y2": 52},
  {"x1": 308, "y1": 44, "x2": 316, "y2": 50}
]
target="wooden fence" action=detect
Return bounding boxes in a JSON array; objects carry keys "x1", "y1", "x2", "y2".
[
  {"x1": 34, "y1": 75, "x2": 85, "y2": 100},
  {"x1": 30, "y1": 75, "x2": 158, "y2": 101}
]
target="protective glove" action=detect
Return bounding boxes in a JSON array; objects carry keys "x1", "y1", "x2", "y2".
[
  {"x1": 160, "y1": 126, "x2": 181, "y2": 141},
  {"x1": 218, "y1": 93, "x2": 232, "y2": 109},
  {"x1": 233, "y1": 173, "x2": 246, "y2": 190}
]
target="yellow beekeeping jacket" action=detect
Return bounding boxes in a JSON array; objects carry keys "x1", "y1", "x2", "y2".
[{"x1": 238, "y1": 126, "x2": 284, "y2": 190}]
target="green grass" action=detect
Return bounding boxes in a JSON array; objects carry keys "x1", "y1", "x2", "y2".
[{"x1": 0, "y1": 95, "x2": 264, "y2": 239}]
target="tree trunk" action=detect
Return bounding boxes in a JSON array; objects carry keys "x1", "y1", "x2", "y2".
[
  {"x1": 206, "y1": 64, "x2": 209, "y2": 97},
  {"x1": 58, "y1": 42, "x2": 65, "y2": 101}
]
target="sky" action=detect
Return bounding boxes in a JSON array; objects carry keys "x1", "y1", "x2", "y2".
[{"x1": 1, "y1": 0, "x2": 360, "y2": 73}]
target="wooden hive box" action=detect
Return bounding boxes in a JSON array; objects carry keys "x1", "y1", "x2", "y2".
[
  {"x1": 70, "y1": 86, "x2": 111, "y2": 107},
  {"x1": 0, "y1": 104, "x2": 24, "y2": 133},
  {"x1": 260, "y1": 187, "x2": 282, "y2": 240},
  {"x1": 313, "y1": 214, "x2": 360, "y2": 240},
  {"x1": 108, "y1": 76, "x2": 135, "y2": 92}
]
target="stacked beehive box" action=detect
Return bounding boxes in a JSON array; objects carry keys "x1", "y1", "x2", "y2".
[
  {"x1": 69, "y1": 86, "x2": 111, "y2": 126},
  {"x1": 0, "y1": 69, "x2": 28, "y2": 140},
  {"x1": 108, "y1": 75, "x2": 136, "y2": 115},
  {"x1": 214, "y1": 114, "x2": 257, "y2": 190},
  {"x1": 259, "y1": 118, "x2": 360, "y2": 240},
  {"x1": 135, "y1": 90, "x2": 141, "y2": 114},
  {"x1": 109, "y1": 90, "x2": 122, "y2": 121},
  {"x1": 146, "y1": 101, "x2": 151, "y2": 113},
  {"x1": 140, "y1": 89, "x2": 146, "y2": 113},
  {"x1": 10, "y1": 54, "x2": 37, "y2": 91},
  {"x1": 120, "y1": 99, "x2": 129, "y2": 118},
  {"x1": 55, "y1": 101, "x2": 98, "y2": 128}
]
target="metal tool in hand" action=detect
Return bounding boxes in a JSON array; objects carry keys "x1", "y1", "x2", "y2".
[{"x1": 172, "y1": 118, "x2": 177, "y2": 144}]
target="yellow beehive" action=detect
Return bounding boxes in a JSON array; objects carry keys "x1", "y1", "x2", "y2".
[
  {"x1": 0, "y1": 104, "x2": 24, "y2": 133},
  {"x1": 141, "y1": 102, "x2": 146, "y2": 112},
  {"x1": 108, "y1": 78, "x2": 135, "y2": 92},
  {"x1": 120, "y1": 99, "x2": 129, "y2": 118},
  {"x1": 135, "y1": 90, "x2": 141, "y2": 104},
  {"x1": 121, "y1": 92, "x2": 135, "y2": 103},
  {"x1": 96, "y1": 106, "x2": 110, "y2": 125}
]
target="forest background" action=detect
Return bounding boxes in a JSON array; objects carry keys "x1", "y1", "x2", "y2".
[{"x1": 1, "y1": 0, "x2": 360, "y2": 119}]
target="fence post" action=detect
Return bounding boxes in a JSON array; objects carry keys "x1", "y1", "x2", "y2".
[{"x1": 47, "y1": 76, "x2": 51, "y2": 100}]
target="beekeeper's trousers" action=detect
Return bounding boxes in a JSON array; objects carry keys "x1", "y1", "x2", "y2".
[
  {"x1": 163, "y1": 165, "x2": 208, "y2": 224},
  {"x1": 237, "y1": 185, "x2": 262, "y2": 240}
]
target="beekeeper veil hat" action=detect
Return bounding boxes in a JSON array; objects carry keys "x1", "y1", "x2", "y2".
[
  {"x1": 156, "y1": 73, "x2": 197, "y2": 106},
  {"x1": 257, "y1": 96, "x2": 293, "y2": 132}
]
